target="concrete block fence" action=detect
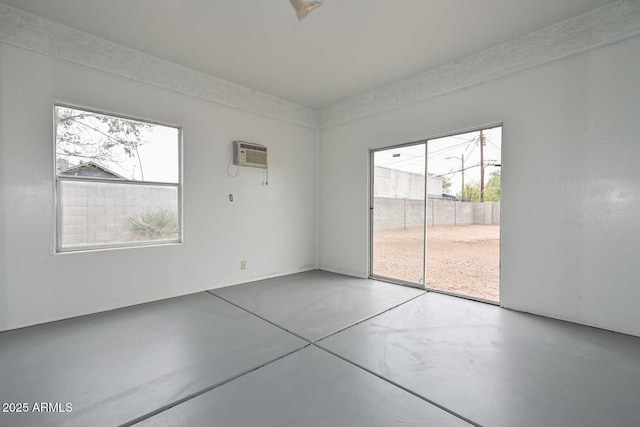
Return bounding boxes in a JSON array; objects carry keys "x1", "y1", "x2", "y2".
[
  {"x1": 60, "y1": 180, "x2": 178, "y2": 247},
  {"x1": 373, "y1": 197, "x2": 500, "y2": 230}
]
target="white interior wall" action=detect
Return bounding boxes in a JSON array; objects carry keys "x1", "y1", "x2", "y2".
[
  {"x1": 319, "y1": 36, "x2": 640, "y2": 337},
  {"x1": 1, "y1": 7, "x2": 639, "y2": 339},
  {"x1": 0, "y1": 44, "x2": 317, "y2": 331}
]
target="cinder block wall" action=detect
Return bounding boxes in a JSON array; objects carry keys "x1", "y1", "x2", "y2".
[
  {"x1": 61, "y1": 181, "x2": 177, "y2": 247},
  {"x1": 374, "y1": 197, "x2": 500, "y2": 230}
]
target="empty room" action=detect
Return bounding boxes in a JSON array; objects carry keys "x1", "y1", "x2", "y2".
[{"x1": 1, "y1": 1, "x2": 640, "y2": 426}]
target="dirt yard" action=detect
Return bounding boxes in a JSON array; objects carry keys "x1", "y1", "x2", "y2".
[{"x1": 372, "y1": 225, "x2": 500, "y2": 302}]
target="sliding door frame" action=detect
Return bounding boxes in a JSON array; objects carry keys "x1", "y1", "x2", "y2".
[
  {"x1": 369, "y1": 123, "x2": 503, "y2": 302},
  {"x1": 369, "y1": 140, "x2": 427, "y2": 290}
]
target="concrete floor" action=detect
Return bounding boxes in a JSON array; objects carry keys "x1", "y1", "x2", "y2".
[{"x1": 1, "y1": 270, "x2": 639, "y2": 426}]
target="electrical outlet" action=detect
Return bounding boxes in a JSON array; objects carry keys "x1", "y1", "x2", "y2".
[{"x1": 240, "y1": 260, "x2": 246, "y2": 270}]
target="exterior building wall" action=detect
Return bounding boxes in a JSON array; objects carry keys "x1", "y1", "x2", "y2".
[{"x1": 374, "y1": 166, "x2": 443, "y2": 199}]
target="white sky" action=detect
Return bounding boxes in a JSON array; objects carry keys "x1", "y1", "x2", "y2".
[
  {"x1": 374, "y1": 126, "x2": 502, "y2": 197},
  {"x1": 129, "y1": 126, "x2": 180, "y2": 183}
]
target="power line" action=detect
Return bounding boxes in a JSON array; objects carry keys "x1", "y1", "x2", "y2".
[
  {"x1": 463, "y1": 142, "x2": 474, "y2": 156},
  {"x1": 433, "y1": 160, "x2": 501, "y2": 177},
  {"x1": 465, "y1": 142, "x2": 476, "y2": 160},
  {"x1": 427, "y1": 140, "x2": 471, "y2": 158},
  {"x1": 378, "y1": 152, "x2": 425, "y2": 167}
]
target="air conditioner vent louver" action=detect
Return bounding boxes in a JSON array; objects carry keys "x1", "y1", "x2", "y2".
[{"x1": 233, "y1": 141, "x2": 268, "y2": 169}]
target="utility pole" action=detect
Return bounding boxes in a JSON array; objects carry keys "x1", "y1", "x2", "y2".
[{"x1": 479, "y1": 129, "x2": 485, "y2": 202}]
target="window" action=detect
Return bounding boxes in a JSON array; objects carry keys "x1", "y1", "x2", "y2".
[{"x1": 54, "y1": 104, "x2": 181, "y2": 252}]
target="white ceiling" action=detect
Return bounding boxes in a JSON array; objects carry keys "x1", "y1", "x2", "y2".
[{"x1": 1, "y1": 0, "x2": 616, "y2": 109}]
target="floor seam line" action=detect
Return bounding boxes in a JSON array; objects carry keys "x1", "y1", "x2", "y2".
[
  {"x1": 312, "y1": 291, "x2": 428, "y2": 344},
  {"x1": 206, "y1": 291, "x2": 312, "y2": 343},
  {"x1": 313, "y1": 343, "x2": 483, "y2": 427},
  {"x1": 119, "y1": 343, "x2": 311, "y2": 427}
]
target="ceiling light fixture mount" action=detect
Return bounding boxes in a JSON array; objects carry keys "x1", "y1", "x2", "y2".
[{"x1": 290, "y1": 0, "x2": 324, "y2": 20}]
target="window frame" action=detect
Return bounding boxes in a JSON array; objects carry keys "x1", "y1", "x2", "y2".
[{"x1": 53, "y1": 102, "x2": 183, "y2": 253}]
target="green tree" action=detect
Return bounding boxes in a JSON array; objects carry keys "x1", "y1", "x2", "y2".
[
  {"x1": 55, "y1": 106, "x2": 151, "y2": 179},
  {"x1": 463, "y1": 184, "x2": 481, "y2": 202},
  {"x1": 484, "y1": 171, "x2": 501, "y2": 202},
  {"x1": 462, "y1": 171, "x2": 501, "y2": 202}
]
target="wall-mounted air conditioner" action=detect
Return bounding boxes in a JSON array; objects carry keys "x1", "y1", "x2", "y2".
[{"x1": 233, "y1": 141, "x2": 268, "y2": 169}]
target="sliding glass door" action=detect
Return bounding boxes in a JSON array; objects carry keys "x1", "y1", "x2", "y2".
[
  {"x1": 370, "y1": 143, "x2": 426, "y2": 287},
  {"x1": 370, "y1": 126, "x2": 502, "y2": 303},
  {"x1": 425, "y1": 127, "x2": 502, "y2": 302}
]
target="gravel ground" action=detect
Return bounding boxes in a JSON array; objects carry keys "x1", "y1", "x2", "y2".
[{"x1": 372, "y1": 225, "x2": 500, "y2": 302}]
